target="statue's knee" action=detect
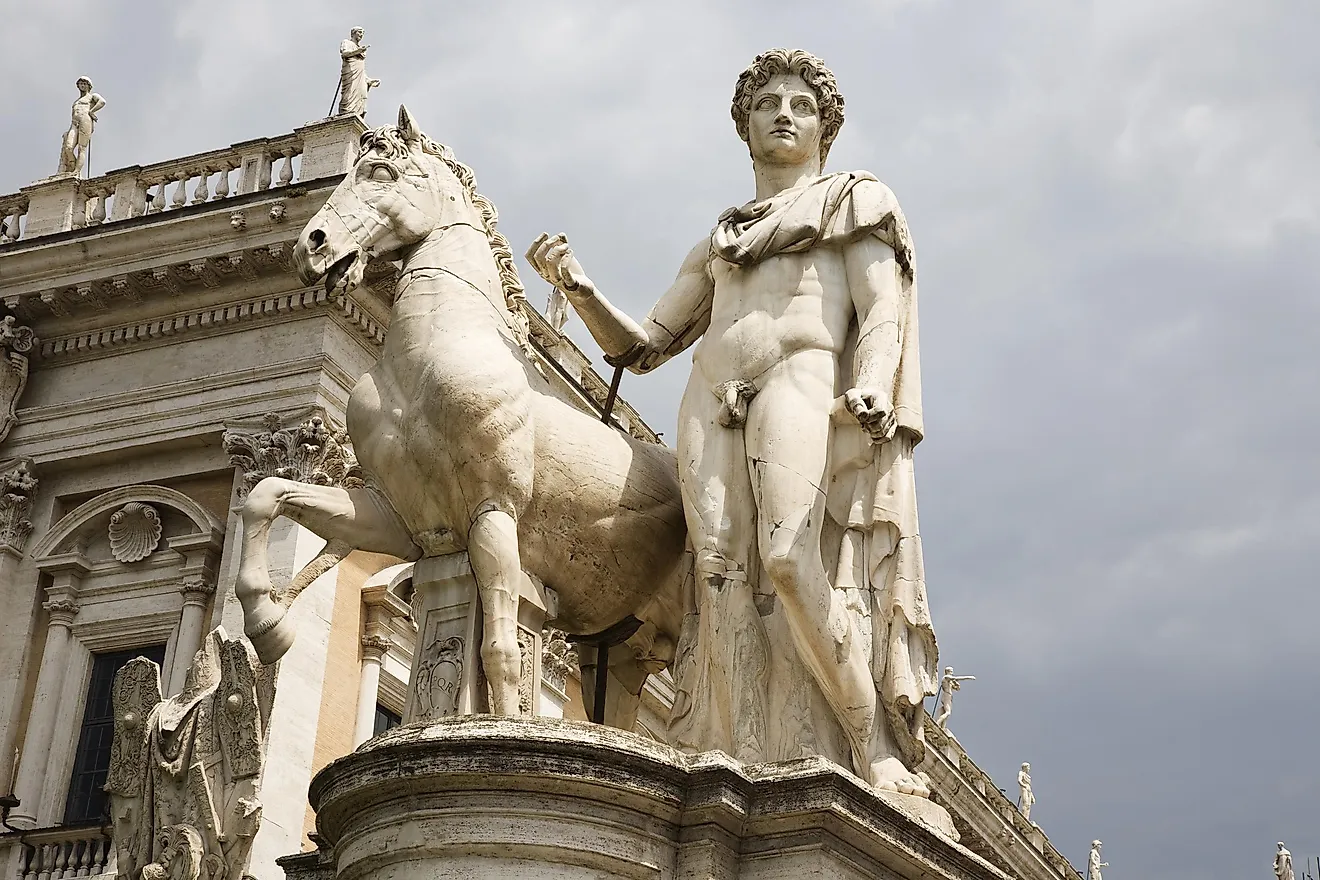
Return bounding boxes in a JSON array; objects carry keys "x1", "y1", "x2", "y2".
[{"x1": 762, "y1": 524, "x2": 809, "y2": 593}]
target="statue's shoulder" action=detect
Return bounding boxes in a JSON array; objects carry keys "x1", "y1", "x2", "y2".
[{"x1": 843, "y1": 172, "x2": 904, "y2": 220}]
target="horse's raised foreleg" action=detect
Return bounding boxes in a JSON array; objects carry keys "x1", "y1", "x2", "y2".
[
  {"x1": 467, "y1": 507, "x2": 525, "y2": 715},
  {"x1": 234, "y1": 477, "x2": 421, "y2": 665}
]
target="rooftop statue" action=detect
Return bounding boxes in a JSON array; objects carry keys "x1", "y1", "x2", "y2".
[
  {"x1": 1088, "y1": 840, "x2": 1107, "y2": 880},
  {"x1": 935, "y1": 665, "x2": 975, "y2": 731},
  {"x1": 337, "y1": 27, "x2": 379, "y2": 118},
  {"x1": 57, "y1": 76, "x2": 105, "y2": 175},
  {"x1": 1276, "y1": 842, "x2": 1295, "y2": 880},
  {"x1": 1018, "y1": 761, "x2": 1035, "y2": 821},
  {"x1": 233, "y1": 106, "x2": 689, "y2": 728},
  {"x1": 527, "y1": 48, "x2": 938, "y2": 796}
]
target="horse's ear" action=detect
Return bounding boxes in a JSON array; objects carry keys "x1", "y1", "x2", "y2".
[{"x1": 398, "y1": 105, "x2": 421, "y2": 145}]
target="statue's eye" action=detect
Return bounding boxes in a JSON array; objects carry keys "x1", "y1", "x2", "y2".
[{"x1": 370, "y1": 165, "x2": 397, "y2": 182}]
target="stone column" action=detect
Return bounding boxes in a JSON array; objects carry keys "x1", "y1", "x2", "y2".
[
  {"x1": 354, "y1": 584, "x2": 411, "y2": 746},
  {"x1": 353, "y1": 635, "x2": 390, "y2": 747},
  {"x1": 0, "y1": 461, "x2": 37, "y2": 797},
  {"x1": 8, "y1": 566, "x2": 85, "y2": 828},
  {"x1": 167, "y1": 577, "x2": 217, "y2": 694}
]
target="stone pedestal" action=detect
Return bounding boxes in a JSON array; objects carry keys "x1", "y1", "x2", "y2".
[
  {"x1": 405, "y1": 553, "x2": 554, "y2": 722},
  {"x1": 304, "y1": 717, "x2": 1004, "y2": 880},
  {"x1": 20, "y1": 174, "x2": 81, "y2": 237}
]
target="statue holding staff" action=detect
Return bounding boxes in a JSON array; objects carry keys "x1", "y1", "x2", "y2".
[
  {"x1": 528, "y1": 48, "x2": 938, "y2": 796},
  {"x1": 57, "y1": 76, "x2": 105, "y2": 176},
  {"x1": 337, "y1": 27, "x2": 380, "y2": 118}
]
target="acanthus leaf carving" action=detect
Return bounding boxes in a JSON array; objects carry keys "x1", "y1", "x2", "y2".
[
  {"x1": 0, "y1": 460, "x2": 37, "y2": 553},
  {"x1": 222, "y1": 411, "x2": 361, "y2": 495}
]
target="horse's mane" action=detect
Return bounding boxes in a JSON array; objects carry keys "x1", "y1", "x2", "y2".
[{"x1": 360, "y1": 125, "x2": 532, "y2": 346}]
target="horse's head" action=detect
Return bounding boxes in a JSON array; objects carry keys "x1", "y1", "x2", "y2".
[{"x1": 294, "y1": 105, "x2": 468, "y2": 295}]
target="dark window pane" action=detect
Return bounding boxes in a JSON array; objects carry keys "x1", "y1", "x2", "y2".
[
  {"x1": 63, "y1": 645, "x2": 166, "y2": 825},
  {"x1": 372, "y1": 704, "x2": 401, "y2": 737}
]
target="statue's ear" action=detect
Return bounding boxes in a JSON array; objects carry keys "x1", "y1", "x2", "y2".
[{"x1": 398, "y1": 105, "x2": 421, "y2": 145}]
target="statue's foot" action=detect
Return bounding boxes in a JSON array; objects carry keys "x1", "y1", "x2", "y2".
[{"x1": 869, "y1": 756, "x2": 931, "y2": 798}]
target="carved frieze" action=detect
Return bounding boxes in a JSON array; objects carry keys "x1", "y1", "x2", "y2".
[
  {"x1": 541, "y1": 627, "x2": 577, "y2": 693},
  {"x1": 222, "y1": 411, "x2": 360, "y2": 496},
  {"x1": 0, "y1": 316, "x2": 36, "y2": 444},
  {"x1": 0, "y1": 459, "x2": 37, "y2": 553}
]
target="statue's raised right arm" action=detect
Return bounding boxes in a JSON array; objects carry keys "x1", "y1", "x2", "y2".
[{"x1": 526, "y1": 232, "x2": 714, "y2": 372}]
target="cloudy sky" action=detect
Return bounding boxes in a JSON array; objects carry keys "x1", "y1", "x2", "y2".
[{"x1": 4, "y1": 0, "x2": 1318, "y2": 875}]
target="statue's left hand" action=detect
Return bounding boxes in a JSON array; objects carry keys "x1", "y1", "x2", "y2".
[{"x1": 844, "y1": 387, "x2": 897, "y2": 442}]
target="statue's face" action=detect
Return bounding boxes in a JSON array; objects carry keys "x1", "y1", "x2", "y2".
[
  {"x1": 351, "y1": 28, "x2": 364, "y2": 41},
  {"x1": 747, "y1": 73, "x2": 822, "y2": 168},
  {"x1": 76, "y1": 79, "x2": 91, "y2": 95}
]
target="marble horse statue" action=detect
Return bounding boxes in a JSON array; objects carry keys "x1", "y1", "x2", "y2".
[{"x1": 232, "y1": 107, "x2": 689, "y2": 726}]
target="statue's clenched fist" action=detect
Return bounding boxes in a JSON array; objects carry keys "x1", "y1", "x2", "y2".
[{"x1": 527, "y1": 233, "x2": 590, "y2": 294}]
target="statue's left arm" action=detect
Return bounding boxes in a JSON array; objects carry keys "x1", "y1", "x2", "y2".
[{"x1": 843, "y1": 233, "x2": 905, "y2": 440}]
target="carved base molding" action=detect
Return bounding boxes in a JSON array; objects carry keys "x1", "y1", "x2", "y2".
[{"x1": 304, "y1": 717, "x2": 997, "y2": 880}]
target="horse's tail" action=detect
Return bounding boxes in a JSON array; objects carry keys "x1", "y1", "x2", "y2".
[{"x1": 276, "y1": 538, "x2": 354, "y2": 608}]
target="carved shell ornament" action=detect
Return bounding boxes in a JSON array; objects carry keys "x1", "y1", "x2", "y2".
[{"x1": 108, "y1": 502, "x2": 163, "y2": 563}]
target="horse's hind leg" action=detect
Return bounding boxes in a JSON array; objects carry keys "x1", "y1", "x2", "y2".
[
  {"x1": 468, "y1": 507, "x2": 525, "y2": 715},
  {"x1": 235, "y1": 477, "x2": 420, "y2": 664}
]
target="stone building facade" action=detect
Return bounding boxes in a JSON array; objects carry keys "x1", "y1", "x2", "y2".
[{"x1": 0, "y1": 116, "x2": 1078, "y2": 880}]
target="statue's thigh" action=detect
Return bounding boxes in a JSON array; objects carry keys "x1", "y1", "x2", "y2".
[
  {"x1": 676, "y1": 379, "x2": 755, "y2": 561},
  {"x1": 743, "y1": 361, "x2": 833, "y2": 535}
]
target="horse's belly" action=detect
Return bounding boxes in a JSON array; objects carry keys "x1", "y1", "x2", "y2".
[{"x1": 521, "y1": 396, "x2": 688, "y2": 632}]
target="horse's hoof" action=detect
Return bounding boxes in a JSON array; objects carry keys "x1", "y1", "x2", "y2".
[{"x1": 245, "y1": 610, "x2": 296, "y2": 665}]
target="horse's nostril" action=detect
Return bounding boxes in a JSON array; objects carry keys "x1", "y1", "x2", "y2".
[{"x1": 308, "y1": 229, "x2": 327, "y2": 250}]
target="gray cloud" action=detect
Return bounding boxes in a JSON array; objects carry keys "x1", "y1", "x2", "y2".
[{"x1": 3, "y1": 1, "x2": 1317, "y2": 876}]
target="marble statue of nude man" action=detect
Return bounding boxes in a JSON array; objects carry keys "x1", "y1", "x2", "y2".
[
  {"x1": 529, "y1": 48, "x2": 937, "y2": 795},
  {"x1": 58, "y1": 77, "x2": 106, "y2": 175}
]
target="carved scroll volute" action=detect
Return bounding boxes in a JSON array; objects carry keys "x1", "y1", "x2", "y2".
[
  {"x1": 216, "y1": 637, "x2": 264, "y2": 780},
  {"x1": 0, "y1": 316, "x2": 36, "y2": 445},
  {"x1": 105, "y1": 657, "x2": 163, "y2": 797}
]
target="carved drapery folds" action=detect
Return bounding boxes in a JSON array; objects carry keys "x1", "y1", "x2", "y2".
[
  {"x1": 222, "y1": 410, "x2": 360, "y2": 496},
  {"x1": 107, "y1": 627, "x2": 273, "y2": 880},
  {"x1": 0, "y1": 459, "x2": 37, "y2": 553},
  {"x1": 0, "y1": 316, "x2": 36, "y2": 444}
]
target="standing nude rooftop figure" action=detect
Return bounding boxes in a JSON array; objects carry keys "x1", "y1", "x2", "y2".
[
  {"x1": 338, "y1": 27, "x2": 379, "y2": 118},
  {"x1": 529, "y1": 48, "x2": 938, "y2": 796},
  {"x1": 935, "y1": 665, "x2": 975, "y2": 730},
  {"x1": 58, "y1": 77, "x2": 105, "y2": 175}
]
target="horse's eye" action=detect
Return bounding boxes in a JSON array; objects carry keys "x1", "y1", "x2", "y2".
[{"x1": 371, "y1": 165, "x2": 396, "y2": 182}]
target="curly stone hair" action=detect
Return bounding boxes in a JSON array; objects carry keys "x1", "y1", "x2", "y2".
[{"x1": 731, "y1": 48, "x2": 845, "y2": 165}]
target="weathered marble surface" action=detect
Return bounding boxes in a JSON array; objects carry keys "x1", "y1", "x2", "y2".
[
  {"x1": 106, "y1": 626, "x2": 274, "y2": 880},
  {"x1": 57, "y1": 77, "x2": 105, "y2": 175},
  {"x1": 337, "y1": 29, "x2": 379, "y2": 118},
  {"x1": 303, "y1": 716, "x2": 1009, "y2": 880},
  {"x1": 1017, "y1": 762, "x2": 1034, "y2": 821},
  {"x1": 233, "y1": 108, "x2": 690, "y2": 730},
  {"x1": 1276, "y1": 843, "x2": 1295, "y2": 880},
  {"x1": 528, "y1": 47, "x2": 937, "y2": 797},
  {"x1": 1087, "y1": 840, "x2": 1107, "y2": 880}
]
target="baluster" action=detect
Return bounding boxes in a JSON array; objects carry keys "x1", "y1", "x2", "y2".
[
  {"x1": 87, "y1": 840, "x2": 104, "y2": 876},
  {"x1": 36, "y1": 843, "x2": 55, "y2": 880},
  {"x1": 130, "y1": 179, "x2": 148, "y2": 217},
  {"x1": 0, "y1": 209, "x2": 18, "y2": 243},
  {"x1": 170, "y1": 171, "x2": 190, "y2": 209},
  {"x1": 277, "y1": 150, "x2": 295, "y2": 187},
  {"x1": 55, "y1": 841, "x2": 72, "y2": 880},
  {"x1": 258, "y1": 155, "x2": 273, "y2": 190},
  {"x1": 72, "y1": 191, "x2": 87, "y2": 229},
  {"x1": 75, "y1": 839, "x2": 92, "y2": 877},
  {"x1": 89, "y1": 189, "x2": 108, "y2": 226},
  {"x1": 192, "y1": 167, "x2": 211, "y2": 204},
  {"x1": 214, "y1": 161, "x2": 232, "y2": 199},
  {"x1": 149, "y1": 179, "x2": 167, "y2": 213},
  {"x1": 21, "y1": 842, "x2": 37, "y2": 880}
]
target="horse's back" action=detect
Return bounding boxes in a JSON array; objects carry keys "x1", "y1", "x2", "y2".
[{"x1": 522, "y1": 391, "x2": 687, "y2": 632}]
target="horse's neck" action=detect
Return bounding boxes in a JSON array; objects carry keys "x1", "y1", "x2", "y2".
[{"x1": 395, "y1": 223, "x2": 516, "y2": 333}]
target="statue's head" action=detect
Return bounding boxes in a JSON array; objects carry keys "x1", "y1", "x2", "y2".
[
  {"x1": 731, "y1": 49, "x2": 844, "y2": 168},
  {"x1": 350, "y1": 27, "x2": 365, "y2": 41},
  {"x1": 76, "y1": 76, "x2": 93, "y2": 94},
  {"x1": 1021, "y1": 762, "x2": 1030, "y2": 770},
  {"x1": 1092, "y1": 840, "x2": 1102, "y2": 848},
  {"x1": 944, "y1": 665, "x2": 954, "y2": 676}
]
